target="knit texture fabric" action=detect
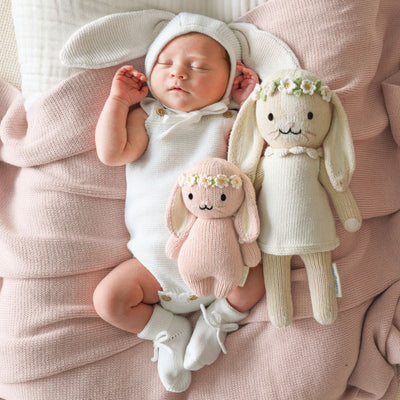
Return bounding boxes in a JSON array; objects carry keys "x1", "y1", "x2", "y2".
[
  {"x1": 144, "y1": 12, "x2": 241, "y2": 102},
  {"x1": 138, "y1": 305, "x2": 192, "y2": 393},
  {"x1": 258, "y1": 150, "x2": 339, "y2": 255},
  {"x1": 0, "y1": 1, "x2": 399, "y2": 399},
  {"x1": 166, "y1": 158, "x2": 260, "y2": 299},
  {"x1": 125, "y1": 98, "x2": 233, "y2": 308}
]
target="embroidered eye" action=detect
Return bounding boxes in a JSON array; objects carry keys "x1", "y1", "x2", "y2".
[
  {"x1": 268, "y1": 113, "x2": 274, "y2": 121},
  {"x1": 221, "y1": 194, "x2": 226, "y2": 201},
  {"x1": 307, "y1": 112, "x2": 314, "y2": 120},
  {"x1": 188, "y1": 193, "x2": 193, "y2": 200}
]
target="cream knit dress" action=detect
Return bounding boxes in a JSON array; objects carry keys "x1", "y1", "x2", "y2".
[{"x1": 257, "y1": 147, "x2": 339, "y2": 255}]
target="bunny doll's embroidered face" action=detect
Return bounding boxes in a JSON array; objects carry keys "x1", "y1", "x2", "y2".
[
  {"x1": 255, "y1": 80, "x2": 332, "y2": 149},
  {"x1": 180, "y1": 174, "x2": 244, "y2": 219}
]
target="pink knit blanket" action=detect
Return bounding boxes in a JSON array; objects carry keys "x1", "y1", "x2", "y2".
[{"x1": 1, "y1": 1, "x2": 399, "y2": 399}]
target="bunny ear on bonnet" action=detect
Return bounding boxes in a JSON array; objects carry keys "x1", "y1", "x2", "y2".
[
  {"x1": 229, "y1": 22, "x2": 300, "y2": 81},
  {"x1": 59, "y1": 9, "x2": 175, "y2": 69},
  {"x1": 60, "y1": 9, "x2": 300, "y2": 76}
]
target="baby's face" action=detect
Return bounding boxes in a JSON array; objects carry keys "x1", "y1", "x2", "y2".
[{"x1": 150, "y1": 33, "x2": 230, "y2": 112}]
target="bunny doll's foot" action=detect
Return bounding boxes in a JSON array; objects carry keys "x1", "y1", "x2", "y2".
[
  {"x1": 138, "y1": 305, "x2": 192, "y2": 393},
  {"x1": 184, "y1": 299, "x2": 248, "y2": 371}
]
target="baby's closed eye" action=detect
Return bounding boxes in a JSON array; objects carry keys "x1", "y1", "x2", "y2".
[{"x1": 157, "y1": 59, "x2": 172, "y2": 66}]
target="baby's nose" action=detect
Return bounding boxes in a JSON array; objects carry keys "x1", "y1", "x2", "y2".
[{"x1": 170, "y1": 67, "x2": 187, "y2": 79}]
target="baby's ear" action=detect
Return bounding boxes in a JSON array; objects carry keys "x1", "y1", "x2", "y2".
[{"x1": 60, "y1": 10, "x2": 174, "y2": 69}]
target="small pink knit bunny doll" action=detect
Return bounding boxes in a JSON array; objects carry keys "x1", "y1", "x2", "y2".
[{"x1": 165, "y1": 158, "x2": 261, "y2": 299}]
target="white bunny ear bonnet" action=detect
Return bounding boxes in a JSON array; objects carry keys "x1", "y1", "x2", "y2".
[
  {"x1": 143, "y1": 12, "x2": 241, "y2": 101},
  {"x1": 60, "y1": 9, "x2": 300, "y2": 85},
  {"x1": 59, "y1": 9, "x2": 175, "y2": 69}
]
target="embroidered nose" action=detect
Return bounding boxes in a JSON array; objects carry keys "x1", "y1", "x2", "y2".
[{"x1": 287, "y1": 122, "x2": 295, "y2": 128}]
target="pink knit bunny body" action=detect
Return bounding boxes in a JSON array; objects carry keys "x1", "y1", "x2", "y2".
[{"x1": 166, "y1": 158, "x2": 261, "y2": 299}]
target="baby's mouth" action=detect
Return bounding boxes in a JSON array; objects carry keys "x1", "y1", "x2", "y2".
[{"x1": 169, "y1": 86, "x2": 188, "y2": 93}]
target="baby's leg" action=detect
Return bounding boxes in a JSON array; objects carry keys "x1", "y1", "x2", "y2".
[
  {"x1": 226, "y1": 263, "x2": 265, "y2": 312},
  {"x1": 184, "y1": 264, "x2": 265, "y2": 371},
  {"x1": 93, "y1": 258, "x2": 162, "y2": 333},
  {"x1": 93, "y1": 259, "x2": 192, "y2": 392}
]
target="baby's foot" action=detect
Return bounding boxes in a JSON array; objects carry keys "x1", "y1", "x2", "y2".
[
  {"x1": 138, "y1": 305, "x2": 192, "y2": 392},
  {"x1": 184, "y1": 299, "x2": 248, "y2": 371}
]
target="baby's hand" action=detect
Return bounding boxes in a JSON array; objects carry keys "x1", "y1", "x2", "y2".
[
  {"x1": 231, "y1": 62, "x2": 259, "y2": 105},
  {"x1": 110, "y1": 65, "x2": 148, "y2": 107}
]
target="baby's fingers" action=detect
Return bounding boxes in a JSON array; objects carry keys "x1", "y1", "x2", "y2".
[
  {"x1": 232, "y1": 74, "x2": 243, "y2": 90},
  {"x1": 130, "y1": 69, "x2": 147, "y2": 82},
  {"x1": 115, "y1": 66, "x2": 146, "y2": 83}
]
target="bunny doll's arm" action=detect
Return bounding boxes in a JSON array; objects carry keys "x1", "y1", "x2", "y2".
[
  {"x1": 165, "y1": 228, "x2": 193, "y2": 259},
  {"x1": 240, "y1": 241, "x2": 261, "y2": 268},
  {"x1": 253, "y1": 157, "x2": 265, "y2": 193},
  {"x1": 319, "y1": 163, "x2": 362, "y2": 232}
]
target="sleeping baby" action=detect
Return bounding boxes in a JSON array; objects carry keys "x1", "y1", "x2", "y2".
[{"x1": 93, "y1": 12, "x2": 265, "y2": 393}]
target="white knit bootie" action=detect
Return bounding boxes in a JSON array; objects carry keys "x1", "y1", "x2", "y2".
[
  {"x1": 138, "y1": 305, "x2": 192, "y2": 393},
  {"x1": 184, "y1": 298, "x2": 248, "y2": 371}
]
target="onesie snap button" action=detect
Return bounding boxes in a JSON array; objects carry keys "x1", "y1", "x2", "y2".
[
  {"x1": 161, "y1": 295, "x2": 172, "y2": 302},
  {"x1": 156, "y1": 108, "x2": 167, "y2": 117},
  {"x1": 188, "y1": 295, "x2": 198, "y2": 301},
  {"x1": 222, "y1": 110, "x2": 233, "y2": 118}
]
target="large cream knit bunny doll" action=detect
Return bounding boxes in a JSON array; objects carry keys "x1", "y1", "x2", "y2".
[
  {"x1": 165, "y1": 158, "x2": 261, "y2": 299},
  {"x1": 228, "y1": 69, "x2": 362, "y2": 327}
]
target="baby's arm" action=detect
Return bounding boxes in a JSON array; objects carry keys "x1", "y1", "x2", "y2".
[{"x1": 96, "y1": 66, "x2": 149, "y2": 166}]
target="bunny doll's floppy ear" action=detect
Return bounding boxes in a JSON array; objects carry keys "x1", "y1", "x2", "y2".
[
  {"x1": 234, "y1": 173, "x2": 260, "y2": 243},
  {"x1": 323, "y1": 92, "x2": 356, "y2": 192},
  {"x1": 60, "y1": 9, "x2": 175, "y2": 69},
  {"x1": 165, "y1": 181, "x2": 196, "y2": 258},
  {"x1": 228, "y1": 94, "x2": 265, "y2": 183}
]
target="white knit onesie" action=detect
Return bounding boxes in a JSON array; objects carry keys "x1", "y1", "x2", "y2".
[
  {"x1": 257, "y1": 147, "x2": 339, "y2": 255},
  {"x1": 125, "y1": 98, "x2": 236, "y2": 313}
]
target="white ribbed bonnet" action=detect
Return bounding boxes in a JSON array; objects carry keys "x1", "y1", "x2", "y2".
[
  {"x1": 60, "y1": 9, "x2": 300, "y2": 94},
  {"x1": 144, "y1": 13, "x2": 242, "y2": 102}
]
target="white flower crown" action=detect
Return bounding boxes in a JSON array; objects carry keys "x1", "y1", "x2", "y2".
[
  {"x1": 178, "y1": 173, "x2": 242, "y2": 189},
  {"x1": 252, "y1": 77, "x2": 332, "y2": 102}
]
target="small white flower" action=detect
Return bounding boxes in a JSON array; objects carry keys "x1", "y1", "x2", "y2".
[
  {"x1": 251, "y1": 84, "x2": 262, "y2": 101},
  {"x1": 185, "y1": 174, "x2": 197, "y2": 186},
  {"x1": 320, "y1": 86, "x2": 332, "y2": 102},
  {"x1": 301, "y1": 79, "x2": 316, "y2": 95},
  {"x1": 198, "y1": 175, "x2": 213, "y2": 187},
  {"x1": 279, "y1": 77, "x2": 297, "y2": 94},
  {"x1": 230, "y1": 175, "x2": 242, "y2": 189},
  {"x1": 265, "y1": 81, "x2": 277, "y2": 97},
  {"x1": 215, "y1": 174, "x2": 229, "y2": 188},
  {"x1": 178, "y1": 174, "x2": 186, "y2": 187}
]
